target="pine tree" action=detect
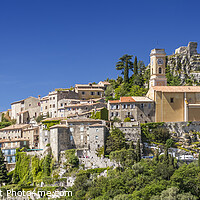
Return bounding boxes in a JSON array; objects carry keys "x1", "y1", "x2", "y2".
[
  {"x1": 116, "y1": 54, "x2": 133, "y2": 83},
  {"x1": 0, "y1": 149, "x2": 8, "y2": 185},
  {"x1": 136, "y1": 139, "x2": 141, "y2": 162}
]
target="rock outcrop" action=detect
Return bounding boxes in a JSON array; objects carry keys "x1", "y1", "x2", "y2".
[{"x1": 167, "y1": 42, "x2": 200, "y2": 85}]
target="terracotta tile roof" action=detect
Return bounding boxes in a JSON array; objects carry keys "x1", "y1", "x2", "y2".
[
  {"x1": 64, "y1": 102, "x2": 101, "y2": 108},
  {"x1": 89, "y1": 123, "x2": 106, "y2": 127},
  {"x1": 108, "y1": 100, "x2": 120, "y2": 103},
  {"x1": 120, "y1": 97, "x2": 136, "y2": 102},
  {"x1": 0, "y1": 124, "x2": 30, "y2": 131},
  {"x1": 42, "y1": 117, "x2": 67, "y2": 122},
  {"x1": 131, "y1": 96, "x2": 154, "y2": 102},
  {"x1": 77, "y1": 88, "x2": 104, "y2": 91},
  {"x1": 50, "y1": 124, "x2": 68, "y2": 129},
  {"x1": 152, "y1": 86, "x2": 200, "y2": 92},
  {"x1": 67, "y1": 118, "x2": 102, "y2": 123},
  {"x1": 0, "y1": 138, "x2": 29, "y2": 143}
]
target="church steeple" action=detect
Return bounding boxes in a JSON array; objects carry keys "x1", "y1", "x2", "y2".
[{"x1": 149, "y1": 49, "x2": 167, "y2": 88}]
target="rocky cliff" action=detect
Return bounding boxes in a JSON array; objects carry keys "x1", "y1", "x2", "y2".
[{"x1": 167, "y1": 42, "x2": 200, "y2": 85}]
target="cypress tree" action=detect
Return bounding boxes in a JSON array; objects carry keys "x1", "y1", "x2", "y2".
[
  {"x1": 198, "y1": 153, "x2": 200, "y2": 168},
  {"x1": 155, "y1": 149, "x2": 159, "y2": 162},
  {"x1": 0, "y1": 149, "x2": 8, "y2": 185},
  {"x1": 136, "y1": 139, "x2": 141, "y2": 162},
  {"x1": 133, "y1": 56, "x2": 138, "y2": 75},
  {"x1": 164, "y1": 147, "x2": 169, "y2": 165}
]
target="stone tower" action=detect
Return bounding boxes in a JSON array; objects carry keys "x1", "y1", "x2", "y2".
[{"x1": 149, "y1": 48, "x2": 167, "y2": 88}]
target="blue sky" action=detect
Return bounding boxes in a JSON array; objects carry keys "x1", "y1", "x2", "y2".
[{"x1": 0, "y1": 0, "x2": 200, "y2": 111}]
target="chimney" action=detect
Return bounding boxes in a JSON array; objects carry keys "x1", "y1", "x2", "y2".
[{"x1": 38, "y1": 95, "x2": 41, "y2": 100}]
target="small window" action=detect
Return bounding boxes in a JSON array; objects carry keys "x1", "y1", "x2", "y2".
[
  {"x1": 80, "y1": 127, "x2": 84, "y2": 131},
  {"x1": 170, "y1": 98, "x2": 174, "y2": 103},
  {"x1": 53, "y1": 97, "x2": 55, "y2": 100},
  {"x1": 53, "y1": 104, "x2": 55, "y2": 108},
  {"x1": 159, "y1": 67, "x2": 162, "y2": 74},
  {"x1": 82, "y1": 91, "x2": 85, "y2": 95},
  {"x1": 97, "y1": 92, "x2": 101, "y2": 95},
  {"x1": 60, "y1": 103, "x2": 63, "y2": 107},
  {"x1": 70, "y1": 127, "x2": 74, "y2": 132},
  {"x1": 95, "y1": 136, "x2": 98, "y2": 139},
  {"x1": 91, "y1": 92, "x2": 94, "y2": 95},
  {"x1": 148, "y1": 103, "x2": 151, "y2": 109},
  {"x1": 141, "y1": 104, "x2": 144, "y2": 109},
  {"x1": 29, "y1": 104, "x2": 31, "y2": 107},
  {"x1": 115, "y1": 112, "x2": 118, "y2": 116},
  {"x1": 70, "y1": 135, "x2": 73, "y2": 141}
]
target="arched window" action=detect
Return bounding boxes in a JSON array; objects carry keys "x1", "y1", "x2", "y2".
[
  {"x1": 152, "y1": 68, "x2": 153, "y2": 74},
  {"x1": 159, "y1": 67, "x2": 162, "y2": 74}
]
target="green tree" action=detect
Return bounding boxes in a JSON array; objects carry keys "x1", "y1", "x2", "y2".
[
  {"x1": 133, "y1": 56, "x2": 138, "y2": 75},
  {"x1": 116, "y1": 54, "x2": 133, "y2": 83},
  {"x1": 166, "y1": 138, "x2": 174, "y2": 148},
  {"x1": 106, "y1": 128, "x2": 126, "y2": 154},
  {"x1": 198, "y1": 153, "x2": 200, "y2": 168},
  {"x1": 136, "y1": 139, "x2": 141, "y2": 162},
  {"x1": 43, "y1": 153, "x2": 52, "y2": 176},
  {"x1": 0, "y1": 149, "x2": 8, "y2": 185}
]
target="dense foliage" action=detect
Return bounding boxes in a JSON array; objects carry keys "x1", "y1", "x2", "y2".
[{"x1": 67, "y1": 153, "x2": 200, "y2": 200}]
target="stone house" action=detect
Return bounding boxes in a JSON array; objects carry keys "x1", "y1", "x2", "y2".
[
  {"x1": 57, "y1": 102, "x2": 106, "y2": 118},
  {"x1": 1, "y1": 138, "x2": 29, "y2": 171},
  {"x1": 108, "y1": 96, "x2": 155, "y2": 123},
  {"x1": 11, "y1": 96, "x2": 41, "y2": 124},
  {"x1": 74, "y1": 83, "x2": 105, "y2": 100},
  {"x1": 48, "y1": 90, "x2": 79, "y2": 118},
  {"x1": 0, "y1": 124, "x2": 39, "y2": 149},
  {"x1": 40, "y1": 118, "x2": 107, "y2": 161},
  {"x1": 40, "y1": 96, "x2": 49, "y2": 117}
]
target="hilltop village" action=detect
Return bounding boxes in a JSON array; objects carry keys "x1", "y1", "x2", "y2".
[{"x1": 1, "y1": 42, "x2": 200, "y2": 199}]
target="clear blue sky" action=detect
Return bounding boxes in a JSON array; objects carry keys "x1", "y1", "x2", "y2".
[{"x1": 0, "y1": 0, "x2": 200, "y2": 111}]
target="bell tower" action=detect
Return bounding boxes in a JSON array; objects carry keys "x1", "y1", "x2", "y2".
[{"x1": 149, "y1": 48, "x2": 167, "y2": 88}]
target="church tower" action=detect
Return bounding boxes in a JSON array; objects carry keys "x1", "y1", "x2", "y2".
[{"x1": 149, "y1": 49, "x2": 167, "y2": 88}]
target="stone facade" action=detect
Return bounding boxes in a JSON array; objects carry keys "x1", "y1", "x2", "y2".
[
  {"x1": 147, "y1": 86, "x2": 200, "y2": 122},
  {"x1": 108, "y1": 96, "x2": 155, "y2": 123},
  {"x1": 113, "y1": 121, "x2": 141, "y2": 145},
  {"x1": 75, "y1": 83, "x2": 105, "y2": 100},
  {"x1": 11, "y1": 96, "x2": 40, "y2": 124},
  {"x1": 48, "y1": 90, "x2": 79, "y2": 118},
  {"x1": 40, "y1": 118, "x2": 107, "y2": 161}
]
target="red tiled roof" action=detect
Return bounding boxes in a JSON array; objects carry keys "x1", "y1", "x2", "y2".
[{"x1": 120, "y1": 97, "x2": 135, "y2": 102}]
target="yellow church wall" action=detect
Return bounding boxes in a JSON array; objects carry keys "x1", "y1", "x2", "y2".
[
  {"x1": 155, "y1": 92, "x2": 184, "y2": 122},
  {"x1": 188, "y1": 108, "x2": 200, "y2": 121}
]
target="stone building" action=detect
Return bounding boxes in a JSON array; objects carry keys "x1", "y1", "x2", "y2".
[
  {"x1": 108, "y1": 96, "x2": 155, "y2": 123},
  {"x1": 11, "y1": 96, "x2": 41, "y2": 124},
  {"x1": 75, "y1": 83, "x2": 105, "y2": 100},
  {"x1": 48, "y1": 90, "x2": 79, "y2": 118},
  {"x1": 0, "y1": 124, "x2": 39, "y2": 149},
  {"x1": 113, "y1": 121, "x2": 141, "y2": 145},
  {"x1": 40, "y1": 118, "x2": 107, "y2": 161},
  {"x1": 146, "y1": 46, "x2": 200, "y2": 122},
  {"x1": 147, "y1": 86, "x2": 200, "y2": 122},
  {"x1": 1, "y1": 138, "x2": 29, "y2": 171},
  {"x1": 40, "y1": 96, "x2": 49, "y2": 117},
  {"x1": 57, "y1": 102, "x2": 106, "y2": 118}
]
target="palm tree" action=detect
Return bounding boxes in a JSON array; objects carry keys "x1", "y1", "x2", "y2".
[{"x1": 116, "y1": 54, "x2": 133, "y2": 83}]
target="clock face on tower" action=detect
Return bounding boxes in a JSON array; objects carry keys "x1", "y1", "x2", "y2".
[{"x1": 157, "y1": 58, "x2": 163, "y2": 65}]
